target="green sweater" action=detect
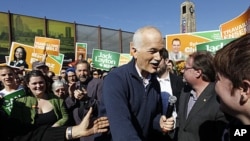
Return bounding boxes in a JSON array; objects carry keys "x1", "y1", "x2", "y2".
[{"x1": 10, "y1": 93, "x2": 69, "y2": 126}]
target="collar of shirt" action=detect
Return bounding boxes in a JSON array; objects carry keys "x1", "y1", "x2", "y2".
[
  {"x1": 135, "y1": 64, "x2": 151, "y2": 86},
  {"x1": 14, "y1": 60, "x2": 24, "y2": 66},
  {"x1": 190, "y1": 90, "x2": 198, "y2": 101},
  {"x1": 157, "y1": 74, "x2": 170, "y2": 82}
]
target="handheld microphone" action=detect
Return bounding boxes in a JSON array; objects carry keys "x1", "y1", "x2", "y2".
[{"x1": 165, "y1": 95, "x2": 177, "y2": 118}]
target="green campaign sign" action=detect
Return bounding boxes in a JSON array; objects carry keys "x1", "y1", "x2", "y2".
[
  {"x1": 2, "y1": 89, "x2": 26, "y2": 115},
  {"x1": 92, "y1": 49, "x2": 120, "y2": 71},
  {"x1": 192, "y1": 30, "x2": 222, "y2": 41},
  {"x1": 196, "y1": 38, "x2": 236, "y2": 54}
]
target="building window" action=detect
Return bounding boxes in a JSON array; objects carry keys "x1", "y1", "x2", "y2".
[{"x1": 182, "y1": 6, "x2": 186, "y2": 14}]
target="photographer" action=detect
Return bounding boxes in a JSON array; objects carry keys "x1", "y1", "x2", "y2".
[{"x1": 68, "y1": 60, "x2": 103, "y2": 141}]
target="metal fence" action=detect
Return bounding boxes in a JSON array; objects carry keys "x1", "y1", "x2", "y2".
[{"x1": 0, "y1": 11, "x2": 134, "y2": 62}]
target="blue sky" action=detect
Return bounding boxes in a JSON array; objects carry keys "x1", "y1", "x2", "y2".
[{"x1": 1, "y1": 0, "x2": 249, "y2": 36}]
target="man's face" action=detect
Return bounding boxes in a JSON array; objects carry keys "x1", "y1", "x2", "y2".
[
  {"x1": 215, "y1": 73, "x2": 242, "y2": 117},
  {"x1": 157, "y1": 58, "x2": 167, "y2": 75},
  {"x1": 183, "y1": 57, "x2": 196, "y2": 84},
  {"x1": 0, "y1": 68, "x2": 15, "y2": 86},
  {"x1": 75, "y1": 63, "x2": 89, "y2": 83},
  {"x1": 60, "y1": 69, "x2": 66, "y2": 78},
  {"x1": 172, "y1": 40, "x2": 181, "y2": 53},
  {"x1": 134, "y1": 31, "x2": 164, "y2": 75},
  {"x1": 167, "y1": 62, "x2": 173, "y2": 71},
  {"x1": 92, "y1": 71, "x2": 100, "y2": 79}
]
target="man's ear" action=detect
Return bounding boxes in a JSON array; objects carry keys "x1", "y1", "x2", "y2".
[
  {"x1": 195, "y1": 69, "x2": 202, "y2": 78},
  {"x1": 239, "y1": 80, "x2": 250, "y2": 105},
  {"x1": 130, "y1": 42, "x2": 138, "y2": 59},
  {"x1": 165, "y1": 59, "x2": 169, "y2": 65},
  {"x1": 242, "y1": 80, "x2": 250, "y2": 94}
]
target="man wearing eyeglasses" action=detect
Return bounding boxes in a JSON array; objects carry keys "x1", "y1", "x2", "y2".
[{"x1": 174, "y1": 51, "x2": 228, "y2": 141}]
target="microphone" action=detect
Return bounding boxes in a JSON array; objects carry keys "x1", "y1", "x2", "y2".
[{"x1": 165, "y1": 95, "x2": 177, "y2": 118}]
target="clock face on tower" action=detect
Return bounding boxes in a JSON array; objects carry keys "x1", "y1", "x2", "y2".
[{"x1": 189, "y1": 6, "x2": 194, "y2": 13}]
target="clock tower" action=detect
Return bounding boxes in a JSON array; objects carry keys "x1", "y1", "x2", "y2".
[{"x1": 180, "y1": 0, "x2": 196, "y2": 33}]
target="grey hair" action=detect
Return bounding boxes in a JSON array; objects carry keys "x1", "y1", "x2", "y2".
[
  {"x1": 133, "y1": 26, "x2": 161, "y2": 50},
  {"x1": 52, "y1": 80, "x2": 67, "y2": 91}
]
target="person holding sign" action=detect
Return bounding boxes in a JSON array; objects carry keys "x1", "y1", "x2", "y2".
[
  {"x1": 0, "y1": 66, "x2": 24, "y2": 117},
  {"x1": 0, "y1": 66, "x2": 23, "y2": 97},
  {"x1": 9, "y1": 46, "x2": 29, "y2": 69}
]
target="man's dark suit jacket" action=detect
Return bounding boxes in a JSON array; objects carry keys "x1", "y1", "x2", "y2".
[
  {"x1": 175, "y1": 82, "x2": 228, "y2": 141},
  {"x1": 169, "y1": 73, "x2": 185, "y2": 113}
]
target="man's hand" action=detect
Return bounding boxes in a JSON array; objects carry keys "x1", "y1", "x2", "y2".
[
  {"x1": 74, "y1": 89, "x2": 84, "y2": 100},
  {"x1": 160, "y1": 115, "x2": 175, "y2": 133},
  {"x1": 70, "y1": 107, "x2": 109, "y2": 139}
]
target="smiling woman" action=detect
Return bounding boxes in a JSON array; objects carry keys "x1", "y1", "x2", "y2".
[
  {"x1": 10, "y1": 46, "x2": 29, "y2": 69},
  {"x1": 10, "y1": 70, "x2": 69, "y2": 127}
]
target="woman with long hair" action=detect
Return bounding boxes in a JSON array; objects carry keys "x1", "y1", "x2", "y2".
[{"x1": 10, "y1": 46, "x2": 29, "y2": 69}]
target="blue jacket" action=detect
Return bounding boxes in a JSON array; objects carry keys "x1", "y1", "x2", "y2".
[{"x1": 97, "y1": 58, "x2": 162, "y2": 141}]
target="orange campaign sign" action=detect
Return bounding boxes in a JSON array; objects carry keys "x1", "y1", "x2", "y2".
[
  {"x1": 34, "y1": 36, "x2": 60, "y2": 56},
  {"x1": 166, "y1": 30, "x2": 221, "y2": 62},
  {"x1": 119, "y1": 53, "x2": 132, "y2": 66},
  {"x1": 75, "y1": 42, "x2": 87, "y2": 61},
  {"x1": 8, "y1": 42, "x2": 35, "y2": 70},
  {"x1": 220, "y1": 6, "x2": 250, "y2": 39},
  {"x1": 30, "y1": 52, "x2": 64, "y2": 75},
  {"x1": 8, "y1": 42, "x2": 64, "y2": 75},
  {"x1": 45, "y1": 54, "x2": 64, "y2": 75}
]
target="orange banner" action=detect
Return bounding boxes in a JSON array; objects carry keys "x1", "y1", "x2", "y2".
[
  {"x1": 220, "y1": 6, "x2": 250, "y2": 39},
  {"x1": 119, "y1": 53, "x2": 132, "y2": 66},
  {"x1": 166, "y1": 30, "x2": 221, "y2": 62},
  {"x1": 8, "y1": 42, "x2": 64, "y2": 74},
  {"x1": 8, "y1": 42, "x2": 34, "y2": 70},
  {"x1": 75, "y1": 42, "x2": 87, "y2": 61},
  {"x1": 34, "y1": 36, "x2": 60, "y2": 56}
]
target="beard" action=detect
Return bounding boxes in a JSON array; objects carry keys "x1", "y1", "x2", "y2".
[
  {"x1": 78, "y1": 75, "x2": 89, "y2": 83},
  {"x1": 157, "y1": 65, "x2": 167, "y2": 76}
]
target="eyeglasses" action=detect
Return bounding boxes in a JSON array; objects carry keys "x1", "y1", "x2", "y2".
[
  {"x1": 55, "y1": 88, "x2": 65, "y2": 92},
  {"x1": 93, "y1": 73, "x2": 99, "y2": 75}
]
